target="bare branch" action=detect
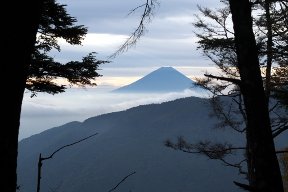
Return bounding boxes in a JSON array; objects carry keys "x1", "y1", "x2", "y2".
[
  {"x1": 108, "y1": 171, "x2": 136, "y2": 192},
  {"x1": 273, "y1": 125, "x2": 288, "y2": 138},
  {"x1": 233, "y1": 181, "x2": 255, "y2": 191},
  {"x1": 210, "y1": 96, "x2": 245, "y2": 132},
  {"x1": 204, "y1": 74, "x2": 241, "y2": 85},
  {"x1": 232, "y1": 94, "x2": 248, "y2": 128},
  {"x1": 276, "y1": 150, "x2": 288, "y2": 154},
  {"x1": 37, "y1": 133, "x2": 98, "y2": 192},
  {"x1": 40, "y1": 132, "x2": 98, "y2": 161},
  {"x1": 128, "y1": 3, "x2": 147, "y2": 14},
  {"x1": 269, "y1": 101, "x2": 280, "y2": 112},
  {"x1": 109, "y1": 0, "x2": 159, "y2": 59},
  {"x1": 219, "y1": 158, "x2": 248, "y2": 176}
]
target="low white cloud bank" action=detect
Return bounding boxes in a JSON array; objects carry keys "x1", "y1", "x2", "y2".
[{"x1": 20, "y1": 87, "x2": 210, "y2": 140}]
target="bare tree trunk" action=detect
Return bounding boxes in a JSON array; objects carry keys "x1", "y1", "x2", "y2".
[
  {"x1": 264, "y1": 0, "x2": 273, "y2": 98},
  {"x1": 228, "y1": 0, "x2": 284, "y2": 191},
  {"x1": 1, "y1": 1, "x2": 43, "y2": 192}
]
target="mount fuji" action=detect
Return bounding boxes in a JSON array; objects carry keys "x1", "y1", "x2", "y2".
[{"x1": 112, "y1": 66, "x2": 204, "y2": 93}]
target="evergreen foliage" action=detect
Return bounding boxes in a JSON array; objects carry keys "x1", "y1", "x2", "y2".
[{"x1": 26, "y1": 0, "x2": 109, "y2": 97}]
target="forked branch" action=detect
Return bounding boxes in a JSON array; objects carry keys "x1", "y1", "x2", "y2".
[{"x1": 36, "y1": 133, "x2": 98, "y2": 192}]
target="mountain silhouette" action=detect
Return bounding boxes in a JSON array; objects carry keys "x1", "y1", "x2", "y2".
[
  {"x1": 112, "y1": 66, "x2": 203, "y2": 93},
  {"x1": 18, "y1": 96, "x2": 249, "y2": 192},
  {"x1": 17, "y1": 96, "x2": 287, "y2": 192}
]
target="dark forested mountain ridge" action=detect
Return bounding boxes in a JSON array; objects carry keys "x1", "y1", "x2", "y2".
[{"x1": 17, "y1": 96, "x2": 287, "y2": 192}]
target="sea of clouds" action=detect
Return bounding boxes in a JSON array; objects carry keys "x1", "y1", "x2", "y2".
[{"x1": 20, "y1": 86, "x2": 210, "y2": 140}]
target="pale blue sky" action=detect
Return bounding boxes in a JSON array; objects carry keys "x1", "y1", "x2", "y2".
[{"x1": 20, "y1": 0, "x2": 223, "y2": 140}]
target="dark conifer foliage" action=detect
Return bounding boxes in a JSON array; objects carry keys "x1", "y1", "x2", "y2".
[
  {"x1": 2, "y1": 1, "x2": 107, "y2": 192},
  {"x1": 26, "y1": 0, "x2": 109, "y2": 97}
]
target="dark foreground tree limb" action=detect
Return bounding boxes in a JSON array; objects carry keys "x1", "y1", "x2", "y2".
[
  {"x1": 37, "y1": 133, "x2": 98, "y2": 192},
  {"x1": 204, "y1": 74, "x2": 242, "y2": 85},
  {"x1": 108, "y1": 171, "x2": 136, "y2": 192}
]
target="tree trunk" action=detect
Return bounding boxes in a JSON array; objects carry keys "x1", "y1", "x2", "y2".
[
  {"x1": 1, "y1": 1, "x2": 43, "y2": 192},
  {"x1": 264, "y1": 0, "x2": 273, "y2": 98},
  {"x1": 228, "y1": 0, "x2": 284, "y2": 191}
]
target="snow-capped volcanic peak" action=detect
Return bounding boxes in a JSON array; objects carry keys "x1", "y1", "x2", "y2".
[{"x1": 113, "y1": 66, "x2": 200, "y2": 93}]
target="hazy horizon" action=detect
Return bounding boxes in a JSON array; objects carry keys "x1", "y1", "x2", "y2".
[{"x1": 20, "y1": 84, "x2": 210, "y2": 141}]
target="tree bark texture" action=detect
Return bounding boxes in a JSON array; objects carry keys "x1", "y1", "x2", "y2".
[{"x1": 228, "y1": 0, "x2": 284, "y2": 191}]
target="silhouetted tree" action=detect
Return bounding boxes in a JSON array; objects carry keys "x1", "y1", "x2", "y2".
[
  {"x1": 2, "y1": 1, "x2": 44, "y2": 192},
  {"x1": 2, "y1": 1, "x2": 108, "y2": 192},
  {"x1": 27, "y1": 0, "x2": 109, "y2": 97},
  {"x1": 166, "y1": 0, "x2": 286, "y2": 191},
  {"x1": 280, "y1": 147, "x2": 288, "y2": 192},
  {"x1": 208, "y1": 1, "x2": 285, "y2": 190}
]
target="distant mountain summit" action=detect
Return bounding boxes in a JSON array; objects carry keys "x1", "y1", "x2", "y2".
[{"x1": 112, "y1": 66, "x2": 201, "y2": 93}]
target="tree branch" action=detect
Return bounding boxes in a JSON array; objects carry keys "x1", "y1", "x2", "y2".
[
  {"x1": 233, "y1": 181, "x2": 255, "y2": 191},
  {"x1": 37, "y1": 132, "x2": 98, "y2": 192},
  {"x1": 108, "y1": 171, "x2": 136, "y2": 192},
  {"x1": 204, "y1": 74, "x2": 242, "y2": 85},
  {"x1": 273, "y1": 125, "x2": 288, "y2": 138},
  {"x1": 109, "y1": 0, "x2": 159, "y2": 58},
  {"x1": 276, "y1": 150, "x2": 288, "y2": 154},
  {"x1": 165, "y1": 138, "x2": 248, "y2": 175},
  {"x1": 40, "y1": 132, "x2": 98, "y2": 161}
]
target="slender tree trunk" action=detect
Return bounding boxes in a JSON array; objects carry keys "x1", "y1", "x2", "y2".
[
  {"x1": 37, "y1": 154, "x2": 43, "y2": 192},
  {"x1": 228, "y1": 0, "x2": 284, "y2": 191},
  {"x1": 1, "y1": 1, "x2": 43, "y2": 192},
  {"x1": 264, "y1": 0, "x2": 273, "y2": 98}
]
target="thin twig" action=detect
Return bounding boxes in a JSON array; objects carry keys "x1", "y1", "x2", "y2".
[
  {"x1": 37, "y1": 133, "x2": 98, "y2": 192},
  {"x1": 41, "y1": 133, "x2": 98, "y2": 161},
  {"x1": 109, "y1": 0, "x2": 158, "y2": 59},
  {"x1": 108, "y1": 172, "x2": 136, "y2": 192}
]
